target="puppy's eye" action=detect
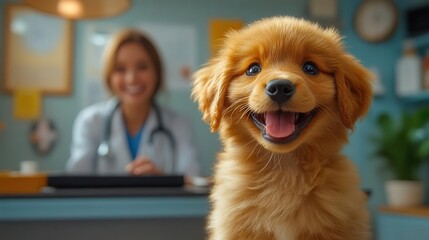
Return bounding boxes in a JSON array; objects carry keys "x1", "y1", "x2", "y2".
[
  {"x1": 246, "y1": 63, "x2": 262, "y2": 76},
  {"x1": 302, "y1": 61, "x2": 319, "y2": 75}
]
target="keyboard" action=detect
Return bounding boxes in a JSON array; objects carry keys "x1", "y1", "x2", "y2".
[{"x1": 47, "y1": 175, "x2": 184, "y2": 188}]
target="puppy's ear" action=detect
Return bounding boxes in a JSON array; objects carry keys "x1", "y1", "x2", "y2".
[
  {"x1": 192, "y1": 57, "x2": 231, "y2": 132},
  {"x1": 335, "y1": 54, "x2": 373, "y2": 129}
]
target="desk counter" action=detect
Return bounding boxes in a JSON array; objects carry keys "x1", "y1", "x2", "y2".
[{"x1": 0, "y1": 187, "x2": 210, "y2": 240}]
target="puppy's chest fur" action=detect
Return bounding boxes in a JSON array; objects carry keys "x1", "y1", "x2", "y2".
[{"x1": 210, "y1": 149, "x2": 368, "y2": 240}]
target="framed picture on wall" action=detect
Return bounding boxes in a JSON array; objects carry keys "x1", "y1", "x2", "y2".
[{"x1": 2, "y1": 4, "x2": 73, "y2": 95}]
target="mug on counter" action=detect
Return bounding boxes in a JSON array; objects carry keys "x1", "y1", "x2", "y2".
[{"x1": 20, "y1": 160, "x2": 39, "y2": 174}]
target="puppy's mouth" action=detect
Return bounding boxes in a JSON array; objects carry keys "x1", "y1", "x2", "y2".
[{"x1": 250, "y1": 109, "x2": 317, "y2": 143}]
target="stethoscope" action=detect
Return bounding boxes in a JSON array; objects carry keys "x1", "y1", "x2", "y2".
[{"x1": 96, "y1": 99, "x2": 176, "y2": 173}]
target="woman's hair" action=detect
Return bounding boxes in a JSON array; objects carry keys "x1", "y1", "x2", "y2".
[{"x1": 102, "y1": 29, "x2": 163, "y2": 98}]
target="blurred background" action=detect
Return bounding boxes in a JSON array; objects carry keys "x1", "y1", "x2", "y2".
[{"x1": 1, "y1": 0, "x2": 429, "y2": 239}]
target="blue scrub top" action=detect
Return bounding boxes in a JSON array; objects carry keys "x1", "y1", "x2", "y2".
[{"x1": 126, "y1": 127, "x2": 144, "y2": 160}]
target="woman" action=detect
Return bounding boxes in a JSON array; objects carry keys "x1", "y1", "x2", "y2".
[{"x1": 67, "y1": 29, "x2": 200, "y2": 176}]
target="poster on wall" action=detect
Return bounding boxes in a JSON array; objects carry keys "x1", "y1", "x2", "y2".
[
  {"x1": 82, "y1": 25, "x2": 119, "y2": 107},
  {"x1": 210, "y1": 19, "x2": 243, "y2": 56},
  {"x1": 82, "y1": 23, "x2": 197, "y2": 107},
  {"x1": 13, "y1": 89, "x2": 42, "y2": 119},
  {"x1": 138, "y1": 23, "x2": 197, "y2": 90}
]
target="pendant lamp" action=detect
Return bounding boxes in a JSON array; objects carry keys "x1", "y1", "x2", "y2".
[{"x1": 23, "y1": 0, "x2": 131, "y2": 19}]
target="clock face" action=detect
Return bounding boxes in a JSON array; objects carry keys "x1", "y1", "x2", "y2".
[{"x1": 355, "y1": 0, "x2": 398, "y2": 42}]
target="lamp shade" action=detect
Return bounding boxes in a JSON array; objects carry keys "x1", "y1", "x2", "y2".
[{"x1": 24, "y1": 0, "x2": 131, "y2": 19}]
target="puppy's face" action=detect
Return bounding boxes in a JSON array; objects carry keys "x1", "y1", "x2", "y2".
[{"x1": 193, "y1": 17, "x2": 372, "y2": 153}]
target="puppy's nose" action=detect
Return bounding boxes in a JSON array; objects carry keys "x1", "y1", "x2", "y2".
[{"x1": 265, "y1": 79, "x2": 295, "y2": 104}]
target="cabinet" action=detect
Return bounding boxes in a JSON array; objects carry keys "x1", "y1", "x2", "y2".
[{"x1": 378, "y1": 206, "x2": 429, "y2": 240}]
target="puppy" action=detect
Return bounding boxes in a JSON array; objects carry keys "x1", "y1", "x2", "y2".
[{"x1": 192, "y1": 16, "x2": 372, "y2": 240}]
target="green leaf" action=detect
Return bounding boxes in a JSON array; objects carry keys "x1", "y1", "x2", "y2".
[
  {"x1": 372, "y1": 108, "x2": 429, "y2": 180},
  {"x1": 417, "y1": 139, "x2": 429, "y2": 160},
  {"x1": 376, "y1": 113, "x2": 393, "y2": 135}
]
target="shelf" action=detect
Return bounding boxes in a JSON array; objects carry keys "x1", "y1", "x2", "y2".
[
  {"x1": 401, "y1": 91, "x2": 429, "y2": 103},
  {"x1": 379, "y1": 206, "x2": 429, "y2": 218},
  {"x1": 410, "y1": 32, "x2": 429, "y2": 49}
]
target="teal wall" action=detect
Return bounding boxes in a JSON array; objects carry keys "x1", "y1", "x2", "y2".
[
  {"x1": 0, "y1": 0, "x2": 307, "y2": 175},
  {"x1": 340, "y1": 0, "x2": 429, "y2": 212},
  {"x1": 1, "y1": 0, "x2": 429, "y2": 232}
]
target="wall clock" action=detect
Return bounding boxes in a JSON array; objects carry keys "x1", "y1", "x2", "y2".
[{"x1": 354, "y1": 0, "x2": 398, "y2": 43}]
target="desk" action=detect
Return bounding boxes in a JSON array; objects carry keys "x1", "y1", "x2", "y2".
[{"x1": 0, "y1": 187, "x2": 210, "y2": 240}]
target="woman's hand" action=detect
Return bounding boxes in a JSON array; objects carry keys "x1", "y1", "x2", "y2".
[{"x1": 125, "y1": 156, "x2": 163, "y2": 175}]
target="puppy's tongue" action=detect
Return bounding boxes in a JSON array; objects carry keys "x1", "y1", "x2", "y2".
[{"x1": 265, "y1": 111, "x2": 295, "y2": 138}]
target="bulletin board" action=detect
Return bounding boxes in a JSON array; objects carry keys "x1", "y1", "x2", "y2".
[{"x1": 2, "y1": 4, "x2": 73, "y2": 95}]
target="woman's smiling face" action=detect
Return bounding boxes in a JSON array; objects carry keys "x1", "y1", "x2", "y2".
[{"x1": 110, "y1": 42, "x2": 158, "y2": 107}]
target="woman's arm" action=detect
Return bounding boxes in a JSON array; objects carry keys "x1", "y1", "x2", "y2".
[{"x1": 66, "y1": 107, "x2": 101, "y2": 174}]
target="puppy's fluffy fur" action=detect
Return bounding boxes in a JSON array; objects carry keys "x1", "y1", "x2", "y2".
[{"x1": 192, "y1": 16, "x2": 372, "y2": 240}]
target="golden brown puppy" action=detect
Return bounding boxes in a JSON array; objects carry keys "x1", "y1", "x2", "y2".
[{"x1": 192, "y1": 16, "x2": 373, "y2": 240}]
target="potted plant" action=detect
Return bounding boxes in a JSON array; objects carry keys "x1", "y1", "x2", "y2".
[{"x1": 373, "y1": 108, "x2": 429, "y2": 207}]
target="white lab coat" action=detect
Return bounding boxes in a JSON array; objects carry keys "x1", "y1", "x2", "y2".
[{"x1": 66, "y1": 98, "x2": 200, "y2": 176}]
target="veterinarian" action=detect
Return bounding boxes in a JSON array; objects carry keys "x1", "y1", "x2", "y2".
[{"x1": 67, "y1": 29, "x2": 200, "y2": 176}]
